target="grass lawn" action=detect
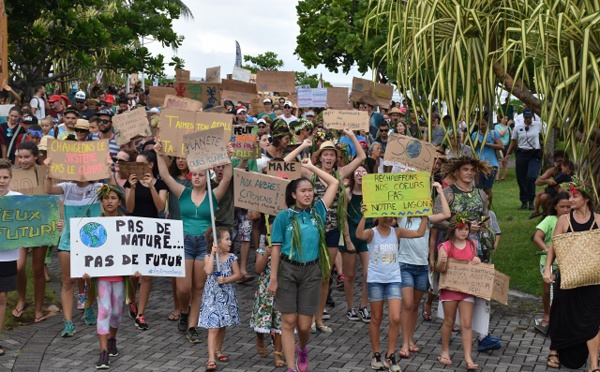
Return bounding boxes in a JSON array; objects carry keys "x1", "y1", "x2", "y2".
[{"x1": 491, "y1": 167, "x2": 545, "y2": 296}]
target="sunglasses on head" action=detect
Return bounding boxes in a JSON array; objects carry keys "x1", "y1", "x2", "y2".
[{"x1": 28, "y1": 129, "x2": 42, "y2": 137}]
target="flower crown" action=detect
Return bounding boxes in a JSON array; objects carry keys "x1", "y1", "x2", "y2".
[
  {"x1": 449, "y1": 212, "x2": 471, "y2": 229},
  {"x1": 563, "y1": 175, "x2": 593, "y2": 197},
  {"x1": 95, "y1": 184, "x2": 125, "y2": 202}
]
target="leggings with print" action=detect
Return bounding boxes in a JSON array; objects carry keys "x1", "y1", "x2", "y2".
[{"x1": 97, "y1": 280, "x2": 125, "y2": 335}]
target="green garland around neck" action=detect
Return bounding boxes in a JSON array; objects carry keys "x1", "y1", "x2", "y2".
[
  {"x1": 310, "y1": 170, "x2": 347, "y2": 233},
  {"x1": 289, "y1": 209, "x2": 330, "y2": 282}
]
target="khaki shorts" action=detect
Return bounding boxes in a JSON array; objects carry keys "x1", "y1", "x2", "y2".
[{"x1": 275, "y1": 260, "x2": 322, "y2": 315}]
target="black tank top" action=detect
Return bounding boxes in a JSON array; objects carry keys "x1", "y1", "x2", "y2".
[{"x1": 566, "y1": 210, "x2": 598, "y2": 233}]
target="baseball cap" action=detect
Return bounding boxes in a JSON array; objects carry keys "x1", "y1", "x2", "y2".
[
  {"x1": 75, "y1": 91, "x2": 86, "y2": 102},
  {"x1": 48, "y1": 94, "x2": 62, "y2": 103},
  {"x1": 96, "y1": 108, "x2": 114, "y2": 117},
  {"x1": 257, "y1": 118, "x2": 267, "y2": 126},
  {"x1": 305, "y1": 110, "x2": 315, "y2": 117},
  {"x1": 22, "y1": 116, "x2": 36, "y2": 125},
  {"x1": 263, "y1": 98, "x2": 273, "y2": 104},
  {"x1": 104, "y1": 94, "x2": 115, "y2": 104},
  {"x1": 63, "y1": 106, "x2": 80, "y2": 117},
  {"x1": 523, "y1": 108, "x2": 533, "y2": 118},
  {"x1": 236, "y1": 107, "x2": 247, "y2": 114}
]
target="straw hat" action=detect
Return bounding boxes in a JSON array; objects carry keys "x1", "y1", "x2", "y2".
[
  {"x1": 314, "y1": 141, "x2": 340, "y2": 160},
  {"x1": 38, "y1": 135, "x2": 54, "y2": 151}
]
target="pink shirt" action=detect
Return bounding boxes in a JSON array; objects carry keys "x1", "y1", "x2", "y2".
[{"x1": 438, "y1": 240, "x2": 476, "y2": 301}]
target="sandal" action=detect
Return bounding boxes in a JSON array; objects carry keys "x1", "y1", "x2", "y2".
[
  {"x1": 12, "y1": 303, "x2": 29, "y2": 318},
  {"x1": 310, "y1": 323, "x2": 316, "y2": 334},
  {"x1": 316, "y1": 325, "x2": 333, "y2": 334},
  {"x1": 466, "y1": 361, "x2": 479, "y2": 370},
  {"x1": 408, "y1": 344, "x2": 420, "y2": 353},
  {"x1": 256, "y1": 335, "x2": 268, "y2": 357},
  {"x1": 205, "y1": 360, "x2": 217, "y2": 371},
  {"x1": 437, "y1": 356, "x2": 453, "y2": 366},
  {"x1": 274, "y1": 351, "x2": 285, "y2": 367},
  {"x1": 167, "y1": 311, "x2": 180, "y2": 321},
  {"x1": 237, "y1": 274, "x2": 255, "y2": 284},
  {"x1": 34, "y1": 316, "x2": 47, "y2": 323},
  {"x1": 421, "y1": 302, "x2": 432, "y2": 321},
  {"x1": 546, "y1": 352, "x2": 560, "y2": 369},
  {"x1": 215, "y1": 351, "x2": 229, "y2": 362},
  {"x1": 398, "y1": 349, "x2": 410, "y2": 358}
]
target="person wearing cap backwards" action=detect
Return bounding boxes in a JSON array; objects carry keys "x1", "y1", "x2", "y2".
[
  {"x1": 92, "y1": 108, "x2": 120, "y2": 159},
  {"x1": 74, "y1": 91, "x2": 96, "y2": 120},
  {"x1": 47, "y1": 94, "x2": 65, "y2": 123},
  {"x1": 503, "y1": 107, "x2": 543, "y2": 210},
  {"x1": 235, "y1": 106, "x2": 249, "y2": 125},
  {"x1": 277, "y1": 101, "x2": 298, "y2": 126},
  {"x1": 258, "y1": 98, "x2": 276, "y2": 120}
]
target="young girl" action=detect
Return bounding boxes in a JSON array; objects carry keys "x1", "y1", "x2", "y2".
[
  {"x1": 86, "y1": 185, "x2": 127, "y2": 369},
  {"x1": 199, "y1": 227, "x2": 241, "y2": 371},
  {"x1": 532, "y1": 192, "x2": 570, "y2": 369},
  {"x1": 436, "y1": 214, "x2": 481, "y2": 370},
  {"x1": 356, "y1": 212, "x2": 428, "y2": 371}
]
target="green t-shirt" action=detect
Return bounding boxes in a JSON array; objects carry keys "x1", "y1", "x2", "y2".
[
  {"x1": 536, "y1": 215, "x2": 558, "y2": 267},
  {"x1": 178, "y1": 187, "x2": 217, "y2": 236}
]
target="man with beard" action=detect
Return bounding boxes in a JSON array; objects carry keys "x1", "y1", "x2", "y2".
[
  {"x1": 74, "y1": 91, "x2": 96, "y2": 120},
  {"x1": 91, "y1": 108, "x2": 120, "y2": 158},
  {"x1": 374, "y1": 120, "x2": 390, "y2": 153},
  {"x1": 51, "y1": 106, "x2": 79, "y2": 140}
]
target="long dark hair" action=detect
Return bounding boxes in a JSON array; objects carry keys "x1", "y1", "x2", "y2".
[
  {"x1": 550, "y1": 192, "x2": 570, "y2": 216},
  {"x1": 285, "y1": 177, "x2": 312, "y2": 207},
  {"x1": 169, "y1": 156, "x2": 189, "y2": 178},
  {"x1": 138, "y1": 150, "x2": 158, "y2": 177}
]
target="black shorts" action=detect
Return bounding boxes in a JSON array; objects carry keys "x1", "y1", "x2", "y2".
[{"x1": 0, "y1": 261, "x2": 17, "y2": 293}]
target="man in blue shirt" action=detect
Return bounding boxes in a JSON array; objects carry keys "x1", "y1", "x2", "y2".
[{"x1": 471, "y1": 115, "x2": 504, "y2": 190}]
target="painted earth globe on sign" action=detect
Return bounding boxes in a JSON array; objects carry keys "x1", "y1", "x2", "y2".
[
  {"x1": 406, "y1": 140, "x2": 422, "y2": 158},
  {"x1": 80, "y1": 222, "x2": 108, "y2": 248}
]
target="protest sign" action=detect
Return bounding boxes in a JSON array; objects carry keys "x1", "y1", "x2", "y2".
[
  {"x1": 221, "y1": 91, "x2": 259, "y2": 105},
  {"x1": 47, "y1": 139, "x2": 110, "y2": 181},
  {"x1": 0, "y1": 195, "x2": 61, "y2": 250},
  {"x1": 206, "y1": 66, "x2": 221, "y2": 83},
  {"x1": 297, "y1": 88, "x2": 327, "y2": 108},
  {"x1": 175, "y1": 69, "x2": 191, "y2": 83},
  {"x1": 173, "y1": 82, "x2": 221, "y2": 110},
  {"x1": 118, "y1": 162, "x2": 151, "y2": 179},
  {"x1": 439, "y1": 259, "x2": 510, "y2": 305},
  {"x1": 222, "y1": 80, "x2": 258, "y2": 95},
  {"x1": 163, "y1": 94, "x2": 203, "y2": 112},
  {"x1": 233, "y1": 169, "x2": 290, "y2": 216},
  {"x1": 349, "y1": 77, "x2": 394, "y2": 108},
  {"x1": 362, "y1": 172, "x2": 432, "y2": 218},
  {"x1": 0, "y1": 104, "x2": 12, "y2": 117},
  {"x1": 326, "y1": 87, "x2": 350, "y2": 109},
  {"x1": 10, "y1": 166, "x2": 47, "y2": 195},
  {"x1": 322, "y1": 110, "x2": 370, "y2": 131},
  {"x1": 149, "y1": 86, "x2": 175, "y2": 107},
  {"x1": 112, "y1": 108, "x2": 152, "y2": 145},
  {"x1": 383, "y1": 133, "x2": 438, "y2": 172},
  {"x1": 70, "y1": 217, "x2": 185, "y2": 278},
  {"x1": 492, "y1": 271, "x2": 511, "y2": 306},
  {"x1": 183, "y1": 127, "x2": 230, "y2": 171},
  {"x1": 266, "y1": 160, "x2": 302, "y2": 180},
  {"x1": 232, "y1": 66, "x2": 251, "y2": 82},
  {"x1": 158, "y1": 109, "x2": 232, "y2": 156},
  {"x1": 231, "y1": 125, "x2": 259, "y2": 159},
  {"x1": 249, "y1": 96, "x2": 264, "y2": 117},
  {"x1": 256, "y1": 71, "x2": 295, "y2": 93},
  {"x1": 204, "y1": 106, "x2": 227, "y2": 114}
]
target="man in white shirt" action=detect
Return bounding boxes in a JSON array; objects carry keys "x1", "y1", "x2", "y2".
[
  {"x1": 277, "y1": 100, "x2": 297, "y2": 125},
  {"x1": 30, "y1": 85, "x2": 47, "y2": 120}
]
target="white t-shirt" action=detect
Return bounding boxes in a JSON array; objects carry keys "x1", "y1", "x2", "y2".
[
  {"x1": 277, "y1": 115, "x2": 298, "y2": 126},
  {"x1": 30, "y1": 96, "x2": 46, "y2": 120},
  {"x1": 0, "y1": 190, "x2": 23, "y2": 261}
]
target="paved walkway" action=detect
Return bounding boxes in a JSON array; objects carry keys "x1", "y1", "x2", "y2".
[{"x1": 0, "y1": 249, "x2": 574, "y2": 372}]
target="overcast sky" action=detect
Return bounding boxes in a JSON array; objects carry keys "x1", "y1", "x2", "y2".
[{"x1": 146, "y1": 1, "x2": 368, "y2": 87}]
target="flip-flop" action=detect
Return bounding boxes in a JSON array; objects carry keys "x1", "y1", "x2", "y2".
[
  {"x1": 12, "y1": 304, "x2": 29, "y2": 318},
  {"x1": 237, "y1": 274, "x2": 255, "y2": 284},
  {"x1": 316, "y1": 325, "x2": 332, "y2": 334},
  {"x1": 34, "y1": 316, "x2": 47, "y2": 323},
  {"x1": 408, "y1": 344, "x2": 420, "y2": 353},
  {"x1": 167, "y1": 312, "x2": 180, "y2": 321},
  {"x1": 398, "y1": 350, "x2": 410, "y2": 358},
  {"x1": 437, "y1": 356, "x2": 453, "y2": 366},
  {"x1": 205, "y1": 361, "x2": 217, "y2": 371},
  {"x1": 421, "y1": 302, "x2": 432, "y2": 321},
  {"x1": 215, "y1": 352, "x2": 229, "y2": 362}
]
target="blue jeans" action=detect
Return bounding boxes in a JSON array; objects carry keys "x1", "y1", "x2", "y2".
[
  {"x1": 516, "y1": 150, "x2": 542, "y2": 204},
  {"x1": 399, "y1": 263, "x2": 429, "y2": 292},
  {"x1": 184, "y1": 234, "x2": 207, "y2": 260},
  {"x1": 367, "y1": 282, "x2": 402, "y2": 302}
]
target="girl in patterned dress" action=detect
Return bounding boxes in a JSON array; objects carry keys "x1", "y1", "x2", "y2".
[{"x1": 199, "y1": 227, "x2": 242, "y2": 371}]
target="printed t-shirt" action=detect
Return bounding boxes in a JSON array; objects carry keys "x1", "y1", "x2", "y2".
[{"x1": 367, "y1": 226, "x2": 401, "y2": 283}]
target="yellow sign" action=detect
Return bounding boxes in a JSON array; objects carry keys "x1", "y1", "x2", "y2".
[{"x1": 362, "y1": 171, "x2": 432, "y2": 218}]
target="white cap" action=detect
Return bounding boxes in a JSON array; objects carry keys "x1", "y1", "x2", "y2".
[
  {"x1": 236, "y1": 107, "x2": 247, "y2": 114},
  {"x1": 284, "y1": 101, "x2": 293, "y2": 107},
  {"x1": 305, "y1": 110, "x2": 315, "y2": 117},
  {"x1": 257, "y1": 118, "x2": 267, "y2": 125},
  {"x1": 263, "y1": 98, "x2": 273, "y2": 104},
  {"x1": 75, "y1": 91, "x2": 86, "y2": 101}
]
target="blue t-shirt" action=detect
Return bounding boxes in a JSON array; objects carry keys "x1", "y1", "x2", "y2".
[
  {"x1": 369, "y1": 112, "x2": 384, "y2": 138},
  {"x1": 471, "y1": 131, "x2": 500, "y2": 167},
  {"x1": 338, "y1": 135, "x2": 366, "y2": 158},
  {"x1": 271, "y1": 199, "x2": 327, "y2": 262}
]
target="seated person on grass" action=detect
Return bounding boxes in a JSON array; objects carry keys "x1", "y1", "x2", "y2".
[{"x1": 530, "y1": 159, "x2": 574, "y2": 218}]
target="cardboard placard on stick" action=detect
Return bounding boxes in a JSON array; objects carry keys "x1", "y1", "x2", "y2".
[
  {"x1": 233, "y1": 169, "x2": 289, "y2": 216},
  {"x1": 206, "y1": 66, "x2": 221, "y2": 83},
  {"x1": 149, "y1": 86, "x2": 176, "y2": 107},
  {"x1": 118, "y1": 162, "x2": 151, "y2": 179},
  {"x1": 327, "y1": 87, "x2": 350, "y2": 109},
  {"x1": 47, "y1": 139, "x2": 110, "y2": 181},
  {"x1": 173, "y1": 82, "x2": 221, "y2": 110},
  {"x1": 349, "y1": 77, "x2": 393, "y2": 108},
  {"x1": 183, "y1": 127, "x2": 231, "y2": 171},
  {"x1": 231, "y1": 125, "x2": 260, "y2": 159},
  {"x1": 439, "y1": 259, "x2": 510, "y2": 305},
  {"x1": 362, "y1": 172, "x2": 432, "y2": 218},
  {"x1": 163, "y1": 95, "x2": 203, "y2": 112},
  {"x1": 9, "y1": 166, "x2": 47, "y2": 195},
  {"x1": 322, "y1": 110, "x2": 370, "y2": 131},
  {"x1": 266, "y1": 160, "x2": 302, "y2": 180},
  {"x1": 256, "y1": 71, "x2": 295, "y2": 93},
  {"x1": 383, "y1": 133, "x2": 438, "y2": 172},
  {"x1": 112, "y1": 108, "x2": 152, "y2": 146},
  {"x1": 175, "y1": 69, "x2": 191, "y2": 83}
]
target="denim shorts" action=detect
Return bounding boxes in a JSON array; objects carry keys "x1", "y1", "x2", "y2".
[
  {"x1": 400, "y1": 263, "x2": 429, "y2": 292},
  {"x1": 184, "y1": 234, "x2": 207, "y2": 260},
  {"x1": 367, "y1": 282, "x2": 402, "y2": 302}
]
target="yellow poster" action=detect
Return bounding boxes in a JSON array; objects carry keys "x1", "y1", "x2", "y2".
[{"x1": 362, "y1": 171, "x2": 432, "y2": 218}]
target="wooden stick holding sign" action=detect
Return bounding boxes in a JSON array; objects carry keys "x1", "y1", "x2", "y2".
[
  {"x1": 322, "y1": 110, "x2": 370, "y2": 132},
  {"x1": 182, "y1": 127, "x2": 231, "y2": 172},
  {"x1": 362, "y1": 172, "x2": 432, "y2": 218},
  {"x1": 206, "y1": 169, "x2": 220, "y2": 272}
]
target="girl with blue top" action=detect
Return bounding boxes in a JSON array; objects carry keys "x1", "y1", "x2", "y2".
[{"x1": 267, "y1": 157, "x2": 339, "y2": 372}]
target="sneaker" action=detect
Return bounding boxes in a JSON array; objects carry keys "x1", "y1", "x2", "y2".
[
  {"x1": 528, "y1": 202, "x2": 534, "y2": 210},
  {"x1": 486, "y1": 333, "x2": 501, "y2": 342},
  {"x1": 61, "y1": 319, "x2": 75, "y2": 337},
  {"x1": 477, "y1": 334, "x2": 501, "y2": 351},
  {"x1": 322, "y1": 309, "x2": 331, "y2": 320},
  {"x1": 128, "y1": 302, "x2": 137, "y2": 319},
  {"x1": 346, "y1": 308, "x2": 360, "y2": 321},
  {"x1": 295, "y1": 342, "x2": 309, "y2": 372},
  {"x1": 336, "y1": 274, "x2": 345, "y2": 288},
  {"x1": 107, "y1": 338, "x2": 118, "y2": 357},
  {"x1": 370, "y1": 352, "x2": 389, "y2": 370},
  {"x1": 518, "y1": 203, "x2": 528, "y2": 210},
  {"x1": 84, "y1": 307, "x2": 96, "y2": 325},
  {"x1": 186, "y1": 327, "x2": 202, "y2": 344},
  {"x1": 96, "y1": 350, "x2": 109, "y2": 369},
  {"x1": 178, "y1": 312, "x2": 189, "y2": 332},
  {"x1": 359, "y1": 307, "x2": 371, "y2": 323},
  {"x1": 135, "y1": 315, "x2": 149, "y2": 330},
  {"x1": 385, "y1": 353, "x2": 402, "y2": 372},
  {"x1": 77, "y1": 292, "x2": 87, "y2": 310}
]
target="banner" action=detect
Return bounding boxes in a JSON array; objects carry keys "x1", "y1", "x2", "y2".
[
  {"x1": 265, "y1": 160, "x2": 302, "y2": 180},
  {"x1": 322, "y1": 110, "x2": 369, "y2": 131},
  {"x1": 118, "y1": 162, "x2": 151, "y2": 179},
  {"x1": 158, "y1": 109, "x2": 232, "y2": 157},
  {"x1": 149, "y1": 86, "x2": 175, "y2": 107},
  {"x1": 326, "y1": 87, "x2": 350, "y2": 109},
  {"x1": 173, "y1": 82, "x2": 221, "y2": 110},
  {"x1": 256, "y1": 71, "x2": 295, "y2": 93},
  {"x1": 362, "y1": 172, "x2": 432, "y2": 218},
  {"x1": 349, "y1": 77, "x2": 393, "y2": 108},
  {"x1": 232, "y1": 66, "x2": 251, "y2": 83},
  {"x1": 183, "y1": 127, "x2": 230, "y2": 171},
  {"x1": 231, "y1": 125, "x2": 259, "y2": 159},
  {"x1": 175, "y1": 69, "x2": 191, "y2": 83},
  {"x1": 439, "y1": 259, "x2": 510, "y2": 304},
  {"x1": 206, "y1": 66, "x2": 221, "y2": 83},
  {"x1": 70, "y1": 217, "x2": 185, "y2": 278},
  {"x1": 297, "y1": 88, "x2": 327, "y2": 108},
  {"x1": 163, "y1": 95, "x2": 203, "y2": 112},
  {"x1": 0, "y1": 195, "x2": 61, "y2": 250},
  {"x1": 383, "y1": 133, "x2": 438, "y2": 172},
  {"x1": 233, "y1": 169, "x2": 290, "y2": 216},
  {"x1": 112, "y1": 108, "x2": 152, "y2": 146},
  {"x1": 9, "y1": 166, "x2": 47, "y2": 195},
  {"x1": 47, "y1": 139, "x2": 110, "y2": 181}
]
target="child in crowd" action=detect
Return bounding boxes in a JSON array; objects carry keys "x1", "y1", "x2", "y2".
[
  {"x1": 530, "y1": 160, "x2": 574, "y2": 218},
  {"x1": 199, "y1": 227, "x2": 241, "y2": 371},
  {"x1": 436, "y1": 214, "x2": 480, "y2": 370},
  {"x1": 40, "y1": 116, "x2": 54, "y2": 137}
]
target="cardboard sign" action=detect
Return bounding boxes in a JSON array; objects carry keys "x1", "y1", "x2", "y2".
[
  {"x1": 175, "y1": 69, "x2": 191, "y2": 83},
  {"x1": 47, "y1": 139, "x2": 110, "y2": 181},
  {"x1": 70, "y1": 217, "x2": 185, "y2": 278},
  {"x1": 297, "y1": 88, "x2": 327, "y2": 108},
  {"x1": 118, "y1": 162, "x2": 151, "y2": 179},
  {"x1": 0, "y1": 195, "x2": 61, "y2": 250},
  {"x1": 233, "y1": 169, "x2": 290, "y2": 216},
  {"x1": 163, "y1": 94, "x2": 203, "y2": 112},
  {"x1": 173, "y1": 82, "x2": 221, "y2": 110},
  {"x1": 183, "y1": 127, "x2": 231, "y2": 171},
  {"x1": 256, "y1": 70, "x2": 295, "y2": 93},
  {"x1": 249, "y1": 96, "x2": 264, "y2": 117},
  {"x1": 149, "y1": 86, "x2": 176, "y2": 107},
  {"x1": 231, "y1": 125, "x2": 259, "y2": 159},
  {"x1": 362, "y1": 172, "x2": 432, "y2": 218},
  {"x1": 10, "y1": 167, "x2": 47, "y2": 195},
  {"x1": 322, "y1": 110, "x2": 370, "y2": 131},
  {"x1": 349, "y1": 77, "x2": 393, "y2": 108},
  {"x1": 222, "y1": 80, "x2": 258, "y2": 95},
  {"x1": 232, "y1": 66, "x2": 251, "y2": 83},
  {"x1": 492, "y1": 271, "x2": 511, "y2": 306},
  {"x1": 158, "y1": 109, "x2": 232, "y2": 156},
  {"x1": 204, "y1": 106, "x2": 227, "y2": 114},
  {"x1": 383, "y1": 133, "x2": 438, "y2": 172},
  {"x1": 327, "y1": 87, "x2": 350, "y2": 109},
  {"x1": 439, "y1": 259, "x2": 510, "y2": 304},
  {"x1": 129, "y1": 73, "x2": 139, "y2": 86},
  {"x1": 266, "y1": 161, "x2": 302, "y2": 180},
  {"x1": 206, "y1": 66, "x2": 221, "y2": 83},
  {"x1": 112, "y1": 108, "x2": 152, "y2": 145},
  {"x1": 221, "y1": 91, "x2": 259, "y2": 105}
]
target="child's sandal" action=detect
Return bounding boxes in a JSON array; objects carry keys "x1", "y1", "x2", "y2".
[
  {"x1": 256, "y1": 335, "x2": 268, "y2": 357},
  {"x1": 205, "y1": 360, "x2": 217, "y2": 371},
  {"x1": 215, "y1": 351, "x2": 229, "y2": 362},
  {"x1": 274, "y1": 351, "x2": 285, "y2": 367}
]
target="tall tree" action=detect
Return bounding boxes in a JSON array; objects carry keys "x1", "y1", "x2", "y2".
[{"x1": 242, "y1": 52, "x2": 284, "y2": 73}]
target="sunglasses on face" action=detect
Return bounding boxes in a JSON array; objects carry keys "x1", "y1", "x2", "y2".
[
  {"x1": 258, "y1": 125, "x2": 266, "y2": 128},
  {"x1": 355, "y1": 171, "x2": 367, "y2": 176},
  {"x1": 284, "y1": 106, "x2": 292, "y2": 109},
  {"x1": 112, "y1": 157, "x2": 128, "y2": 163},
  {"x1": 380, "y1": 129, "x2": 389, "y2": 132},
  {"x1": 74, "y1": 128, "x2": 89, "y2": 133},
  {"x1": 98, "y1": 119, "x2": 111, "y2": 124}
]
